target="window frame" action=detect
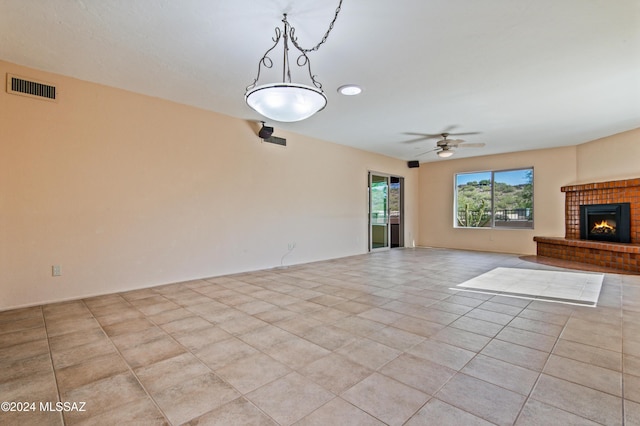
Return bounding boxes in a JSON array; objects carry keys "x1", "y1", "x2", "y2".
[{"x1": 453, "y1": 167, "x2": 534, "y2": 230}]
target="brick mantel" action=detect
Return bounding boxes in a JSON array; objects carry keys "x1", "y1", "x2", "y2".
[
  {"x1": 561, "y1": 178, "x2": 640, "y2": 193},
  {"x1": 534, "y1": 178, "x2": 640, "y2": 273},
  {"x1": 561, "y1": 178, "x2": 640, "y2": 243}
]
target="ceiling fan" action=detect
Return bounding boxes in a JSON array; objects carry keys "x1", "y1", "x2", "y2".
[
  {"x1": 402, "y1": 125, "x2": 481, "y2": 145},
  {"x1": 416, "y1": 133, "x2": 486, "y2": 158}
]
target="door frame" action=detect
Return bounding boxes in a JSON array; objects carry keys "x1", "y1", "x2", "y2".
[
  {"x1": 390, "y1": 176, "x2": 405, "y2": 248},
  {"x1": 368, "y1": 171, "x2": 405, "y2": 252}
]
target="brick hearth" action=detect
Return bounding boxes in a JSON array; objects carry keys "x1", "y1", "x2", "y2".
[{"x1": 534, "y1": 178, "x2": 640, "y2": 273}]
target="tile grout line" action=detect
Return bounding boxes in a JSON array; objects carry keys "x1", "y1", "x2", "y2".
[
  {"x1": 512, "y1": 272, "x2": 623, "y2": 425},
  {"x1": 139, "y1": 286, "x2": 297, "y2": 425},
  {"x1": 7, "y1": 249, "x2": 636, "y2": 425},
  {"x1": 176, "y1": 294, "x2": 287, "y2": 425},
  {"x1": 40, "y1": 305, "x2": 65, "y2": 426},
  {"x1": 437, "y1": 286, "x2": 618, "y2": 424},
  {"x1": 511, "y1": 299, "x2": 568, "y2": 425},
  {"x1": 433, "y1": 295, "x2": 529, "y2": 425},
  {"x1": 80, "y1": 296, "x2": 174, "y2": 425},
  {"x1": 390, "y1": 285, "x2": 528, "y2": 424}
]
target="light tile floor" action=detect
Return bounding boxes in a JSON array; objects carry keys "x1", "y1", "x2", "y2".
[{"x1": 1, "y1": 248, "x2": 640, "y2": 425}]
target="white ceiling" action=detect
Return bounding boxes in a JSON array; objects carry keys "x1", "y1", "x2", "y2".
[{"x1": 1, "y1": 0, "x2": 639, "y2": 162}]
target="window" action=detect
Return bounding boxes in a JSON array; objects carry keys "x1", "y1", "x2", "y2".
[{"x1": 455, "y1": 168, "x2": 533, "y2": 229}]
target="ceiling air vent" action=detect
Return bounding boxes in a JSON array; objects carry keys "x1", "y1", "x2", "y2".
[{"x1": 6, "y1": 73, "x2": 57, "y2": 102}]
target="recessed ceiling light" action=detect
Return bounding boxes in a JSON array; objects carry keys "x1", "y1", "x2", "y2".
[{"x1": 337, "y1": 84, "x2": 362, "y2": 96}]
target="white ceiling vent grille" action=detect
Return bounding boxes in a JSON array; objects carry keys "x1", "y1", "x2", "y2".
[{"x1": 6, "y1": 74, "x2": 57, "y2": 102}]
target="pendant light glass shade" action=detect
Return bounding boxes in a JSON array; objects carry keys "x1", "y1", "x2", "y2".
[{"x1": 245, "y1": 83, "x2": 327, "y2": 122}]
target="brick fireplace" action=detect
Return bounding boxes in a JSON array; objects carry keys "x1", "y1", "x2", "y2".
[{"x1": 534, "y1": 178, "x2": 640, "y2": 273}]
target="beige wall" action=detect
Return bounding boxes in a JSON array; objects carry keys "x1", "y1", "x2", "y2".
[
  {"x1": 418, "y1": 146, "x2": 576, "y2": 255},
  {"x1": 418, "y1": 127, "x2": 640, "y2": 255},
  {"x1": 2, "y1": 59, "x2": 637, "y2": 310},
  {"x1": 576, "y1": 128, "x2": 640, "y2": 184},
  {"x1": 0, "y1": 61, "x2": 418, "y2": 310}
]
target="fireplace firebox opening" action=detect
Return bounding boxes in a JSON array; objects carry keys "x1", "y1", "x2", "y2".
[{"x1": 579, "y1": 203, "x2": 631, "y2": 243}]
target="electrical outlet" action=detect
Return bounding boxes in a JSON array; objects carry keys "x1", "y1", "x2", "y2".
[{"x1": 52, "y1": 265, "x2": 61, "y2": 277}]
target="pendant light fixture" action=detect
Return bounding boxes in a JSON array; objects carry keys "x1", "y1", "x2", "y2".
[
  {"x1": 437, "y1": 148, "x2": 454, "y2": 158},
  {"x1": 245, "y1": 1, "x2": 343, "y2": 122}
]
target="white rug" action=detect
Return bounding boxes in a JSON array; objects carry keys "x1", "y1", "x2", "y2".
[{"x1": 454, "y1": 267, "x2": 604, "y2": 307}]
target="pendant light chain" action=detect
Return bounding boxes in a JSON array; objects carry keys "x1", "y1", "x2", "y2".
[{"x1": 289, "y1": 0, "x2": 343, "y2": 53}]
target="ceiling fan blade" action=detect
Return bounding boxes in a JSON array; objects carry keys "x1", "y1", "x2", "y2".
[
  {"x1": 448, "y1": 131, "x2": 481, "y2": 137},
  {"x1": 458, "y1": 143, "x2": 486, "y2": 148},
  {"x1": 446, "y1": 139, "x2": 465, "y2": 146},
  {"x1": 416, "y1": 147, "x2": 439, "y2": 156},
  {"x1": 401, "y1": 136, "x2": 432, "y2": 144},
  {"x1": 403, "y1": 128, "x2": 482, "y2": 149},
  {"x1": 403, "y1": 132, "x2": 443, "y2": 139}
]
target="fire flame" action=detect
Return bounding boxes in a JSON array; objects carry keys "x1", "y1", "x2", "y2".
[{"x1": 592, "y1": 220, "x2": 614, "y2": 232}]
